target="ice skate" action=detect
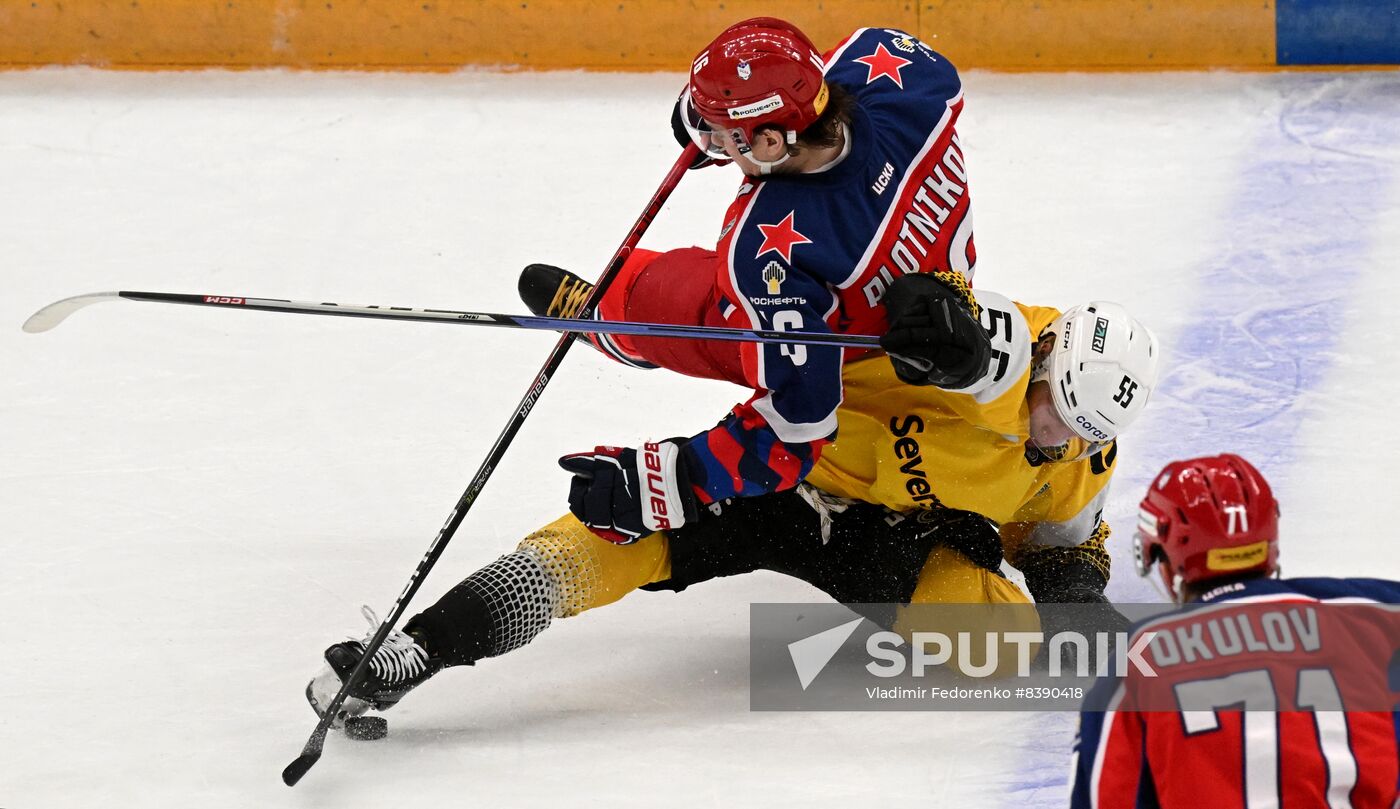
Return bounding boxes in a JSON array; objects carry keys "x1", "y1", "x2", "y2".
[
  {"x1": 518, "y1": 263, "x2": 593, "y2": 320},
  {"x1": 305, "y1": 606, "x2": 444, "y2": 723}
]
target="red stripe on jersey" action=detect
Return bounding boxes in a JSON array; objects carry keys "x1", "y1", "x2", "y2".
[
  {"x1": 716, "y1": 186, "x2": 765, "y2": 389},
  {"x1": 701, "y1": 427, "x2": 749, "y2": 504},
  {"x1": 731, "y1": 401, "x2": 770, "y2": 431},
  {"x1": 837, "y1": 95, "x2": 972, "y2": 333},
  {"x1": 1093, "y1": 710, "x2": 1148, "y2": 809},
  {"x1": 765, "y1": 439, "x2": 804, "y2": 490}
]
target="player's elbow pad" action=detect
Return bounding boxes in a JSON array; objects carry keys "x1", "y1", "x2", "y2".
[{"x1": 879, "y1": 274, "x2": 992, "y2": 389}]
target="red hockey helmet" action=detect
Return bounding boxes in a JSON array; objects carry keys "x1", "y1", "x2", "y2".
[
  {"x1": 681, "y1": 17, "x2": 830, "y2": 172},
  {"x1": 1134, "y1": 454, "x2": 1280, "y2": 602}
]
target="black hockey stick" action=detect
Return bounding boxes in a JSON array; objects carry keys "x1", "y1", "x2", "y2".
[
  {"x1": 23, "y1": 290, "x2": 883, "y2": 351},
  {"x1": 275, "y1": 144, "x2": 701, "y2": 786}
]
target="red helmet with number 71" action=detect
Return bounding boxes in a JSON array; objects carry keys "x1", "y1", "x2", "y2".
[
  {"x1": 1134, "y1": 454, "x2": 1281, "y2": 603},
  {"x1": 681, "y1": 17, "x2": 830, "y2": 171}
]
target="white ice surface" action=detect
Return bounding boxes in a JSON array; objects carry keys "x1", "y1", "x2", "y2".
[{"x1": 2, "y1": 68, "x2": 1398, "y2": 808}]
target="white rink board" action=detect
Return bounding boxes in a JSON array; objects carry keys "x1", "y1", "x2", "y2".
[{"x1": 2, "y1": 68, "x2": 1398, "y2": 808}]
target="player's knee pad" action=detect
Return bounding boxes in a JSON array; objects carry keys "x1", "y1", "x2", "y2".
[
  {"x1": 406, "y1": 516, "x2": 669, "y2": 666},
  {"x1": 517, "y1": 513, "x2": 671, "y2": 617},
  {"x1": 517, "y1": 516, "x2": 604, "y2": 618}
]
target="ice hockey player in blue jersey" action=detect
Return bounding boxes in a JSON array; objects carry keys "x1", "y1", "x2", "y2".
[{"x1": 523, "y1": 17, "x2": 991, "y2": 544}]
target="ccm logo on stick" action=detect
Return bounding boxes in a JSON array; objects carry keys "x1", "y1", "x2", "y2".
[{"x1": 203, "y1": 296, "x2": 245, "y2": 305}]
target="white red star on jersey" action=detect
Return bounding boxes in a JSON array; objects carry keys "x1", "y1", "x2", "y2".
[
  {"x1": 755, "y1": 212, "x2": 812, "y2": 263},
  {"x1": 854, "y1": 43, "x2": 913, "y2": 89}
]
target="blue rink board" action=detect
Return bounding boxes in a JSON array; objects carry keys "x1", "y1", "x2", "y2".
[{"x1": 1277, "y1": 0, "x2": 1400, "y2": 64}]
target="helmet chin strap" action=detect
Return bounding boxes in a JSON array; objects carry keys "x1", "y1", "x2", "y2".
[
  {"x1": 736, "y1": 129, "x2": 797, "y2": 175},
  {"x1": 1170, "y1": 573, "x2": 1186, "y2": 605},
  {"x1": 1143, "y1": 562, "x2": 1183, "y2": 605},
  {"x1": 754, "y1": 154, "x2": 792, "y2": 175}
]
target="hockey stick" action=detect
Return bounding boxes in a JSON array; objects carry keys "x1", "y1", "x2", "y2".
[
  {"x1": 277, "y1": 144, "x2": 700, "y2": 786},
  {"x1": 23, "y1": 290, "x2": 882, "y2": 351}
]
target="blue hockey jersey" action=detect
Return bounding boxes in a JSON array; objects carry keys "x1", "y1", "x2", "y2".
[{"x1": 681, "y1": 27, "x2": 978, "y2": 503}]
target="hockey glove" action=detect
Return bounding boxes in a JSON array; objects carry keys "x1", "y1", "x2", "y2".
[
  {"x1": 879, "y1": 273, "x2": 991, "y2": 389},
  {"x1": 915, "y1": 507, "x2": 1004, "y2": 573},
  {"x1": 559, "y1": 440, "x2": 701, "y2": 544},
  {"x1": 1025, "y1": 555, "x2": 1131, "y2": 674}
]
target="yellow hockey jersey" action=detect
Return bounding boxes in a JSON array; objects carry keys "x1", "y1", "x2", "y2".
[{"x1": 805, "y1": 292, "x2": 1115, "y2": 549}]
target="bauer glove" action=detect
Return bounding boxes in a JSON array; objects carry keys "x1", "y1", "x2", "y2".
[
  {"x1": 880, "y1": 273, "x2": 991, "y2": 389},
  {"x1": 559, "y1": 439, "x2": 700, "y2": 544}
]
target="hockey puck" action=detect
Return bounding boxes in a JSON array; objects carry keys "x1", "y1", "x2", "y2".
[{"x1": 344, "y1": 715, "x2": 388, "y2": 741}]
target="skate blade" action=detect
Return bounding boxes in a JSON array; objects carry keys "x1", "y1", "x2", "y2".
[{"x1": 305, "y1": 666, "x2": 371, "y2": 728}]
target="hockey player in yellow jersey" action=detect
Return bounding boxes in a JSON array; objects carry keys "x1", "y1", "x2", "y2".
[
  {"x1": 813, "y1": 285, "x2": 1144, "y2": 568},
  {"x1": 304, "y1": 275, "x2": 1160, "y2": 724}
]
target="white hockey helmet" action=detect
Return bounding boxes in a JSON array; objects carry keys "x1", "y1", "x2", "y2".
[{"x1": 1032, "y1": 301, "x2": 1159, "y2": 454}]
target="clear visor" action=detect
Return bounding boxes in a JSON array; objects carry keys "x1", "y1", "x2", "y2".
[
  {"x1": 679, "y1": 90, "x2": 746, "y2": 160},
  {"x1": 1026, "y1": 434, "x2": 1113, "y2": 464}
]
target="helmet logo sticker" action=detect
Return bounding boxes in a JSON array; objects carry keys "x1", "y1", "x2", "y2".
[
  {"x1": 728, "y1": 94, "x2": 785, "y2": 120},
  {"x1": 1092, "y1": 316, "x2": 1109, "y2": 353},
  {"x1": 737, "y1": 60, "x2": 752, "y2": 80},
  {"x1": 1075, "y1": 414, "x2": 1110, "y2": 441},
  {"x1": 1206, "y1": 541, "x2": 1269, "y2": 571}
]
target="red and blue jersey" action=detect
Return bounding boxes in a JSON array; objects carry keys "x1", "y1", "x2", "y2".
[
  {"x1": 679, "y1": 27, "x2": 976, "y2": 504},
  {"x1": 1070, "y1": 577, "x2": 1400, "y2": 809}
]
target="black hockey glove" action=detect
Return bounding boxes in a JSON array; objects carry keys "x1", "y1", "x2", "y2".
[
  {"x1": 915, "y1": 507, "x2": 1004, "y2": 573},
  {"x1": 1025, "y1": 556, "x2": 1131, "y2": 674},
  {"x1": 879, "y1": 273, "x2": 991, "y2": 389},
  {"x1": 670, "y1": 91, "x2": 728, "y2": 170},
  {"x1": 559, "y1": 439, "x2": 701, "y2": 545}
]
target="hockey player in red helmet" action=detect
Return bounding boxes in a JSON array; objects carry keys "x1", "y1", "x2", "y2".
[
  {"x1": 1070, "y1": 454, "x2": 1400, "y2": 808},
  {"x1": 522, "y1": 18, "x2": 989, "y2": 545},
  {"x1": 1134, "y1": 453, "x2": 1281, "y2": 603},
  {"x1": 677, "y1": 16, "x2": 834, "y2": 175}
]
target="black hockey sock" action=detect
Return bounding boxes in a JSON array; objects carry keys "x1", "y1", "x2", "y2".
[{"x1": 404, "y1": 549, "x2": 559, "y2": 667}]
